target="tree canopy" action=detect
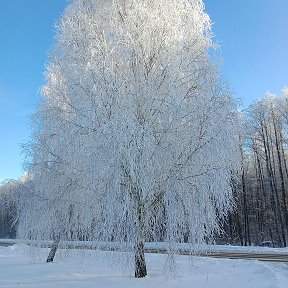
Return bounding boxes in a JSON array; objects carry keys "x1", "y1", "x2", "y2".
[{"x1": 17, "y1": 0, "x2": 240, "y2": 277}]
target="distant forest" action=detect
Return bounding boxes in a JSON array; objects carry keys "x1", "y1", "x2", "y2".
[{"x1": 220, "y1": 90, "x2": 288, "y2": 247}]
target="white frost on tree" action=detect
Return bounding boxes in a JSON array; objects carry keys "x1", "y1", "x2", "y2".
[{"x1": 17, "y1": 0, "x2": 240, "y2": 277}]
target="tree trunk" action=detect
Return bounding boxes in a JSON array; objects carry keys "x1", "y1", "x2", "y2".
[
  {"x1": 239, "y1": 140, "x2": 251, "y2": 246},
  {"x1": 274, "y1": 126, "x2": 288, "y2": 238},
  {"x1": 242, "y1": 171, "x2": 251, "y2": 245},
  {"x1": 235, "y1": 211, "x2": 243, "y2": 246},
  {"x1": 46, "y1": 236, "x2": 60, "y2": 263},
  {"x1": 134, "y1": 241, "x2": 147, "y2": 278},
  {"x1": 253, "y1": 143, "x2": 266, "y2": 242},
  {"x1": 228, "y1": 212, "x2": 234, "y2": 243},
  {"x1": 262, "y1": 122, "x2": 285, "y2": 246},
  {"x1": 279, "y1": 130, "x2": 288, "y2": 180}
]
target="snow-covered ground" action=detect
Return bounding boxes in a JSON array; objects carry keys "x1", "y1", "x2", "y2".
[
  {"x1": 0, "y1": 244, "x2": 287, "y2": 288},
  {"x1": 1, "y1": 239, "x2": 288, "y2": 254}
]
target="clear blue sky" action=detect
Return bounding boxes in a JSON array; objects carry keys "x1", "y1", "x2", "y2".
[{"x1": 0, "y1": 0, "x2": 287, "y2": 181}]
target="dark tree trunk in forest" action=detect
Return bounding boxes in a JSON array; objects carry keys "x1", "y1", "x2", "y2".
[
  {"x1": 254, "y1": 143, "x2": 267, "y2": 242},
  {"x1": 235, "y1": 211, "x2": 243, "y2": 246},
  {"x1": 279, "y1": 130, "x2": 288, "y2": 180},
  {"x1": 228, "y1": 212, "x2": 233, "y2": 243},
  {"x1": 134, "y1": 241, "x2": 147, "y2": 278},
  {"x1": 46, "y1": 236, "x2": 60, "y2": 263},
  {"x1": 242, "y1": 171, "x2": 251, "y2": 246},
  {"x1": 273, "y1": 123, "x2": 288, "y2": 236},
  {"x1": 269, "y1": 228, "x2": 275, "y2": 247},
  {"x1": 261, "y1": 122, "x2": 285, "y2": 246},
  {"x1": 239, "y1": 140, "x2": 251, "y2": 246}
]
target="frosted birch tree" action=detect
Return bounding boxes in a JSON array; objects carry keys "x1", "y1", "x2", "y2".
[{"x1": 18, "y1": 0, "x2": 240, "y2": 277}]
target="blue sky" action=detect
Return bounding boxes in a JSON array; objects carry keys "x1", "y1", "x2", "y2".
[{"x1": 0, "y1": 0, "x2": 287, "y2": 180}]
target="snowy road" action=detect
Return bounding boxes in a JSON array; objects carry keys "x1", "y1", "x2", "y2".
[{"x1": 206, "y1": 251, "x2": 288, "y2": 262}]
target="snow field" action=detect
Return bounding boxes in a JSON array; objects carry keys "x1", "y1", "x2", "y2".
[{"x1": 0, "y1": 244, "x2": 287, "y2": 288}]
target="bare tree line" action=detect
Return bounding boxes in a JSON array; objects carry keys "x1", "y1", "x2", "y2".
[
  {"x1": 0, "y1": 179, "x2": 19, "y2": 238},
  {"x1": 220, "y1": 89, "x2": 288, "y2": 247}
]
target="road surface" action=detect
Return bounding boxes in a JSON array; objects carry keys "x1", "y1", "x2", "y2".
[{"x1": 206, "y1": 251, "x2": 288, "y2": 263}]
